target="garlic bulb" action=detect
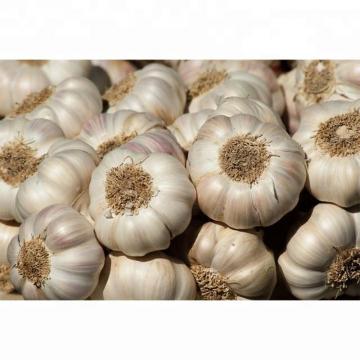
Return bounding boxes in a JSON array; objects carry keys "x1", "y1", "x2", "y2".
[
  {"x1": 279, "y1": 203, "x2": 360, "y2": 300},
  {"x1": 279, "y1": 60, "x2": 360, "y2": 133},
  {"x1": 187, "y1": 114, "x2": 306, "y2": 229},
  {"x1": 0, "y1": 117, "x2": 98, "y2": 222},
  {"x1": 293, "y1": 100, "x2": 360, "y2": 207},
  {"x1": 92, "y1": 251, "x2": 196, "y2": 300},
  {"x1": 7, "y1": 204, "x2": 104, "y2": 300},
  {"x1": 189, "y1": 70, "x2": 273, "y2": 113},
  {"x1": 169, "y1": 96, "x2": 284, "y2": 152},
  {"x1": 188, "y1": 222, "x2": 276, "y2": 299},
  {"x1": 7, "y1": 77, "x2": 102, "y2": 138},
  {"x1": 179, "y1": 60, "x2": 284, "y2": 114},
  {"x1": 0, "y1": 220, "x2": 19, "y2": 296},
  {"x1": 0, "y1": 60, "x2": 91, "y2": 116},
  {"x1": 89, "y1": 149, "x2": 195, "y2": 256},
  {"x1": 91, "y1": 60, "x2": 136, "y2": 85},
  {"x1": 78, "y1": 110, "x2": 165, "y2": 160},
  {"x1": 104, "y1": 63, "x2": 186, "y2": 125}
]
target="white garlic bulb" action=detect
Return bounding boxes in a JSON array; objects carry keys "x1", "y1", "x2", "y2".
[
  {"x1": 91, "y1": 60, "x2": 136, "y2": 85},
  {"x1": 279, "y1": 203, "x2": 360, "y2": 300},
  {"x1": 92, "y1": 251, "x2": 196, "y2": 300},
  {"x1": 279, "y1": 60, "x2": 360, "y2": 133},
  {"x1": 187, "y1": 114, "x2": 306, "y2": 229},
  {"x1": 0, "y1": 220, "x2": 19, "y2": 297},
  {"x1": 178, "y1": 60, "x2": 285, "y2": 114},
  {"x1": 0, "y1": 60, "x2": 92, "y2": 116},
  {"x1": 7, "y1": 204, "x2": 104, "y2": 300},
  {"x1": 189, "y1": 70, "x2": 273, "y2": 113},
  {"x1": 293, "y1": 100, "x2": 360, "y2": 207},
  {"x1": 78, "y1": 110, "x2": 165, "y2": 160},
  {"x1": 6, "y1": 77, "x2": 102, "y2": 138},
  {"x1": 169, "y1": 96, "x2": 284, "y2": 152},
  {"x1": 0, "y1": 117, "x2": 98, "y2": 222},
  {"x1": 104, "y1": 63, "x2": 186, "y2": 125},
  {"x1": 188, "y1": 222, "x2": 277, "y2": 300},
  {"x1": 89, "y1": 149, "x2": 195, "y2": 256}
]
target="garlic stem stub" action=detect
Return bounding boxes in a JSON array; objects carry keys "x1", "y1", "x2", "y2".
[
  {"x1": 279, "y1": 203, "x2": 360, "y2": 300},
  {"x1": 92, "y1": 251, "x2": 197, "y2": 300},
  {"x1": 0, "y1": 117, "x2": 98, "y2": 222},
  {"x1": 293, "y1": 100, "x2": 360, "y2": 207},
  {"x1": 7, "y1": 204, "x2": 105, "y2": 300},
  {"x1": 188, "y1": 222, "x2": 277, "y2": 300},
  {"x1": 187, "y1": 114, "x2": 306, "y2": 229},
  {"x1": 89, "y1": 149, "x2": 196, "y2": 256}
]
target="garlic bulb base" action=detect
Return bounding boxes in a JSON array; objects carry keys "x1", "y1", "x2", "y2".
[
  {"x1": 103, "y1": 73, "x2": 136, "y2": 106},
  {"x1": 0, "y1": 264, "x2": 14, "y2": 294}
]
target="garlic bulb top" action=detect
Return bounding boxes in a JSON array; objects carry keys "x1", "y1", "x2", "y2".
[
  {"x1": 279, "y1": 60, "x2": 360, "y2": 133},
  {"x1": 279, "y1": 203, "x2": 360, "y2": 300},
  {"x1": 78, "y1": 110, "x2": 165, "y2": 160},
  {"x1": 0, "y1": 60, "x2": 91, "y2": 116},
  {"x1": 187, "y1": 114, "x2": 306, "y2": 229},
  {"x1": 7, "y1": 77, "x2": 102, "y2": 138},
  {"x1": 92, "y1": 251, "x2": 196, "y2": 300},
  {"x1": 169, "y1": 96, "x2": 284, "y2": 152},
  {"x1": 89, "y1": 149, "x2": 196, "y2": 256},
  {"x1": 104, "y1": 63, "x2": 186, "y2": 125},
  {"x1": 188, "y1": 222, "x2": 276, "y2": 300},
  {"x1": 0, "y1": 117, "x2": 98, "y2": 222},
  {"x1": 7, "y1": 204, "x2": 104, "y2": 300},
  {"x1": 189, "y1": 70, "x2": 273, "y2": 113},
  {"x1": 293, "y1": 100, "x2": 360, "y2": 207}
]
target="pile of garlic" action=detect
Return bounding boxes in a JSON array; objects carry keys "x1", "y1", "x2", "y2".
[{"x1": 2, "y1": 59, "x2": 360, "y2": 301}]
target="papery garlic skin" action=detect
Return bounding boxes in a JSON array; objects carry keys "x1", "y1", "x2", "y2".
[
  {"x1": 0, "y1": 60, "x2": 91, "y2": 116},
  {"x1": 189, "y1": 222, "x2": 277, "y2": 299},
  {"x1": 293, "y1": 100, "x2": 360, "y2": 207},
  {"x1": 106, "y1": 64, "x2": 186, "y2": 125},
  {"x1": 92, "y1": 251, "x2": 196, "y2": 300},
  {"x1": 18, "y1": 77, "x2": 102, "y2": 138},
  {"x1": 0, "y1": 117, "x2": 98, "y2": 222},
  {"x1": 0, "y1": 220, "x2": 19, "y2": 266},
  {"x1": 89, "y1": 149, "x2": 195, "y2": 256},
  {"x1": 279, "y1": 203, "x2": 360, "y2": 300},
  {"x1": 170, "y1": 96, "x2": 284, "y2": 152},
  {"x1": 7, "y1": 204, "x2": 104, "y2": 300},
  {"x1": 187, "y1": 115, "x2": 306, "y2": 229},
  {"x1": 279, "y1": 60, "x2": 360, "y2": 134},
  {"x1": 189, "y1": 71, "x2": 273, "y2": 113}
]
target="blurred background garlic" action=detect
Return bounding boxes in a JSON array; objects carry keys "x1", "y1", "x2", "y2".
[
  {"x1": 7, "y1": 204, "x2": 104, "y2": 300},
  {"x1": 89, "y1": 60, "x2": 136, "y2": 94},
  {"x1": 293, "y1": 100, "x2": 360, "y2": 207},
  {"x1": 0, "y1": 60, "x2": 91, "y2": 117},
  {"x1": 104, "y1": 63, "x2": 186, "y2": 125},
  {"x1": 279, "y1": 203, "x2": 360, "y2": 300},
  {"x1": 6, "y1": 77, "x2": 102, "y2": 138},
  {"x1": 169, "y1": 96, "x2": 284, "y2": 152},
  {"x1": 89, "y1": 149, "x2": 195, "y2": 256},
  {"x1": 279, "y1": 60, "x2": 360, "y2": 133},
  {"x1": 92, "y1": 251, "x2": 196, "y2": 300},
  {"x1": 0, "y1": 220, "x2": 20, "y2": 299},
  {"x1": 0, "y1": 117, "x2": 98, "y2": 222},
  {"x1": 187, "y1": 114, "x2": 306, "y2": 229},
  {"x1": 188, "y1": 222, "x2": 276, "y2": 300}
]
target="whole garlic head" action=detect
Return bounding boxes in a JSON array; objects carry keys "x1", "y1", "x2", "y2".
[
  {"x1": 169, "y1": 96, "x2": 284, "y2": 152},
  {"x1": 7, "y1": 77, "x2": 102, "y2": 138},
  {"x1": 104, "y1": 63, "x2": 186, "y2": 125},
  {"x1": 7, "y1": 204, "x2": 104, "y2": 300},
  {"x1": 89, "y1": 149, "x2": 196, "y2": 256},
  {"x1": 293, "y1": 100, "x2": 360, "y2": 207},
  {"x1": 0, "y1": 60, "x2": 92, "y2": 116},
  {"x1": 279, "y1": 203, "x2": 360, "y2": 300},
  {"x1": 0, "y1": 117, "x2": 98, "y2": 222},
  {"x1": 187, "y1": 114, "x2": 306, "y2": 229},
  {"x1": 92, "y1": 251, "x2": 196, "y2": 300},
  {"x1": 188, "y1": 222, "x2": 277, "y2": 300}
]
